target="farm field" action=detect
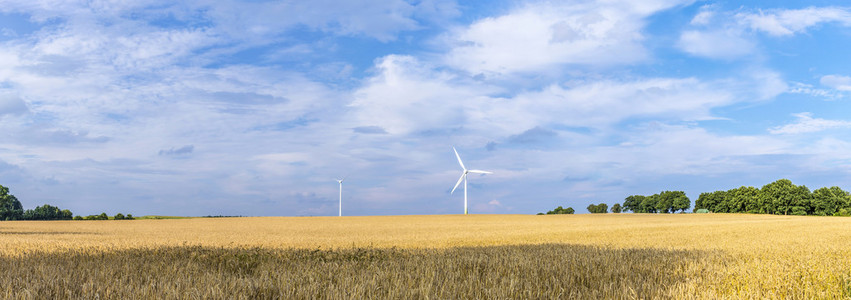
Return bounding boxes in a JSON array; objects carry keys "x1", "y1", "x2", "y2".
[{"x1": 1, "y1": 214, "x2": 850, "y2": 298}]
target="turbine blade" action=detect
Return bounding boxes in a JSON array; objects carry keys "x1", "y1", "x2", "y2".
[
  {"x1": 451, "y1": 173, "x2": 465, "y2": 194},
  {"x1": 453, "y1": 147, "x2": 466, "y2": 170},
  {"x1": 468, "y1": 170, "x2": 492, "y2": 174}
]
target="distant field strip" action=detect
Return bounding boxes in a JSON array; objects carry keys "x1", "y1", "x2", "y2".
[{"x1": 1, "y1": 214, "x2": 849, "y2": 298}]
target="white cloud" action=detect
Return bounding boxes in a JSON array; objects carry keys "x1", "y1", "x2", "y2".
[
  {"x1": 820, "y1": 75, "x2": 851, "y2": 91},
  {"x1": 788, "y1": 82, "x2": 843, "y2": 99},
  {"x1": 443, "y1": 0, "x2": 692, "y2": 75},
  {"x1": 690, "y1": 7, "x2": 715, "y2": 25},
  {"x1": 738, "y1": 7, "x2": 851, "y2": 36},
  {"x1": 1, "y1": 0, "x2": 457, "y2": 42},
  {"x1": 350, "y1": 54, "x2": 785, "y2": 142},
  {"x1": 349, "y1": 55, "x2": 497, "y2": 135},
  {"x1": 769, "y1": 112, "x2": 851, "y2": 134},
  {"x1": 678, "y1": 6, "x2": 851, "y2": 59},
  {"x1": 677, "y1": 29, "x2": 755, "y2": 59}
]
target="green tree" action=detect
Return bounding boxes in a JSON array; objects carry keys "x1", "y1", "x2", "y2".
[
  {"x1": 670, "y1": 191, "x2": 690, "y2": 213},
  {"x1": 623, "y1": 195, "x2": 645, "y2": 213},
  {"x1": 98, "y1": 212, "x2": 109, "y2": 220},
  {"x1": 61, "y1": 209, "x2": 73, "y2": 220},
  {"x1": 655, "y1": 191, "x2": 674, "y2": 213},
  {"x1": 812, "y1": 186, "x2": 848, "y2": 216},
  {"x1": 640, "y1": 194, "x2": 658, "y2": 213},
  {"x1": 0, "y1": 185, "x2": 23, "y2": 220},
  {"x1": 726, "y1": 186, "x2": 761, "y2": 214},
  {"x1": 655, "y1": 191, "x2": 689, "y2": 213},
  {"x1": 714, "y1": 190, "x2": 730, "y2": 213},
  {"x1": 588, "y1": 203, "x2": 608, "y2": 213},
  {"x1": 760, "y1": 179, "x2": 793, "y2": 215},
  {"x1": 760, "y1": 179, "x2": 812, "y2": 215},
  {"x1": 696, "y1": 191, "x2": 726, "y2": 213},
  {"x1": 611, "y1": 203, "x2": 622, "y2": 213},
  {"x1": 543, "y1": 206, "x2": 575, "y2": 215},
  {"x1": 23, "y1": 204, "x2": 68, "y2": 220},
  {"x1": 114, "y1": 213, "x2": 125, "y2": 220}
]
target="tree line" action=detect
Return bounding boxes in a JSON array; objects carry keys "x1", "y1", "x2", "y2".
[
  {"x1": 539, "y1": 203, "x2": 624, "y2": 214},
  {"x1": 538, "y1": 206, "x2": 575, "y2": 215},
  {"x1": 0, "y1": 184, "x2": 134, "y2": 220},
  {"x1": 623, "y1": 191, "x2": 691, "y2": 213},
  {"x1": 695, "y1": 179, "x2": 851, "y2": 216},
  {"x1": 540, "y1": 179, "x2": 851, "y2": 216}
]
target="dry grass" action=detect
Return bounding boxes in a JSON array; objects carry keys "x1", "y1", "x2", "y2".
[
  {"x1": 0, "y1": 244, "x2": 719, "y2": 299},
  {"x1": 1, "y1": 214, "x2": 850, "y2": 299}
]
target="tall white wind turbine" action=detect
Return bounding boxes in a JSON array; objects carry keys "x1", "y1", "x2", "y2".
[
  {"x1": 450, "y1": 147, "x2": 492, "y2": 215},
  {"x1": 336, "y1": 176, "x2": 348, "y2": 217}
]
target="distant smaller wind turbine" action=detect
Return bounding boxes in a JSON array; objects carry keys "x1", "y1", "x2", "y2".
[
  {"x1": 336, "y1": 175, "x2": 348, "y2": 217},
  {"x1": 451, "y1": 147, "x2": 492, "y2": 215}
]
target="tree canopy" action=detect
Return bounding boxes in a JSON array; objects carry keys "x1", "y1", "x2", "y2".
[
  {"x1": 694, "y1": 179, "x2": 851, "y2": 216},
  {"x1": 587, "y1": 203, "x2": 608, "y2": 214},
  {"x1": 21, "y1": 204, "x2": 73, "y2": 220},
  {"x1": 610, "y1": 203, "x2": 622, "y2": 213},
  {"x1": 0, "y1": 185, "x2": 23, "y2": 220},
  {"x1": 622, "y1": 191, "x2": 690, "y2": 214},
  {"x1": 0, "y1": 183, "x2": 136, "y2": 221},
  {"x1": 539, "y1": 206, "x2": 575, "y2": 215}
]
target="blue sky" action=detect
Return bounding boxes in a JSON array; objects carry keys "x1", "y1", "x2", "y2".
[{"x1": 2, "y1": 0, "x2": 851, "y2": 216}]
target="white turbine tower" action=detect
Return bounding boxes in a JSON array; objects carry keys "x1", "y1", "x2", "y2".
[
  {"x1": 336, "y1": 176, "x2": 348, "y2": 217},
  {"x1": 450, "y1": 147, "x2": 492, "y2": 215}
]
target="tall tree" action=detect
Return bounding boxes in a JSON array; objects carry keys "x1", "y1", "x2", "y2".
[
  {"x1": 669, "y1": 191, "x2": 690, "y2": 213},
  {"x1": 760, "y1": 179, "x2": 811, "y2": 215},
  {"x1": 641, "y1": 194, "x2": 658, "y2": 213},
  {"x1": 611, "y1": 203, "x2": 622, "y2": 213},
  {"x1": 587, "y1": 204, "x2": 597, "y2": 213},
  {"x1": 812, "y1": 186, "x2": 847, "y2": 216},
  {"x1": 727, "y1": 186, "x2": 759, "y2": 213},
  {"x1": 655, "y1": 191, "x2": 674, "y2": 213},
  {"x1": 545, "y1": 206, "x2": 575, "y2": 215},
  {"x1": 0, "y1": 185, "x2": 23, "y2": 220},
  {"x1": 623, "y1": 195, "x2": 645, "y2": 213},
  {"x1": 587, "y1": 203, "x2": 608, "y2": 214}
]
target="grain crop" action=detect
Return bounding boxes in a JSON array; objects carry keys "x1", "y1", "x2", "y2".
[{"x1": 0, "y1": 214, "x2": 849, "y2": 299}]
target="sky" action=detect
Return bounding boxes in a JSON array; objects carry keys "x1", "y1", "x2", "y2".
[{"x1": 1, "y1": 0, "x2": 851, "y2": 216}]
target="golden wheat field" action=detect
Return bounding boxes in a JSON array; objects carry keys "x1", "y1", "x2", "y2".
[{"x1": 0, "y1": 214, "x2": 849, "y2": 299}]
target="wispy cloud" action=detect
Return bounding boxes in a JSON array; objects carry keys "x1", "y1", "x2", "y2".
[
  {"x1": 738, "y1": 7, "x2": 851, "y2": 36},
  {"x1": 678, "y1": 6, "x2": 851, "y2": 59},
  {"x1": 769, "y1": 112, "x2": 851, "y2": 134},
  {"x1": 820, "y1": 75, "x2": 851, "y2": 92},
  {"x1": 159, "y1": 145, "x2": 194, "y2": 156}
]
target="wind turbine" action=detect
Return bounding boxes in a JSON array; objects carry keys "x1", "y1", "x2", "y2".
[
  {"x1": 336, "y1": 176, "x2": 348, "y2": 217},
  {"x1": 450, "y1": 147, "x2": 492, "y2": 215}
]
